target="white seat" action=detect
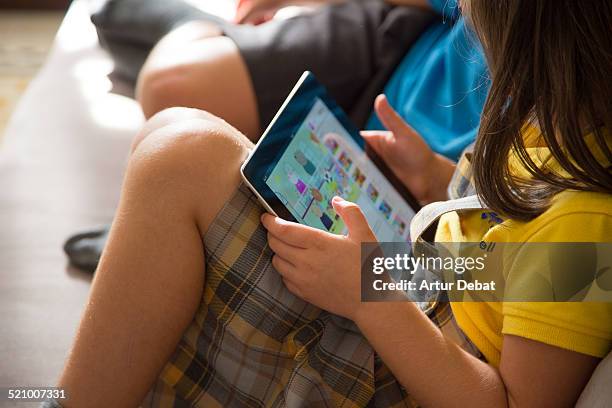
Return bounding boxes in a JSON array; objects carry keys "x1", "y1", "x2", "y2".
[{"x1": 577, "y1": 352, "x2": 612, "y2": 407}]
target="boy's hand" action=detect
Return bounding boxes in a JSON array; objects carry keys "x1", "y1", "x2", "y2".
[
  {"x1": 362, "y1": 95, "x2": 456, "y2": 204},
  {"x1": 261, "y1": 197, "x2": 376, "y2": 321},
  {"x1": 235, "y1": 0, "x2": 284, "y2": 24}
]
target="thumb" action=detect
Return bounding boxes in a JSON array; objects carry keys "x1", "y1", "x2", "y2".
[
  {"x1": 234, "y1": 0, "x2": 249, "y2": 23},
  {"x1": 332, "y1": 197, "x2": 375, "y2": 241},
  {"x1": 374, "y1": 94, "x2": 418, "y2": 138},
  {"x1": 361, "y1": 130, "x2": 393, "y2": 157},
  {"x1": 235, "y1": 2, "x2": 267, "y2": 24}
]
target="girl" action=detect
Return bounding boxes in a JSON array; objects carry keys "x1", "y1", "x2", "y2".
[
  {"x1": 260, "y1": 1, "x2": 612, "y2": 406},
  {"x1": 53, "y1": 0, "x2": 610, "y2": 407}
]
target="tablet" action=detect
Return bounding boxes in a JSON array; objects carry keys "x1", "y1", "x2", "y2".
[{"x1": 241, "y1": 72, "x2": 420, "y2": 242}]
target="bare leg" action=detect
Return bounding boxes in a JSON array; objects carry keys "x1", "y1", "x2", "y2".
[
  {"x1": 58, "y1": 108, "x2": 253, "y2": 407},
  {"x1": 136, "y1": 21, "x2": 261, "y2": 139}
]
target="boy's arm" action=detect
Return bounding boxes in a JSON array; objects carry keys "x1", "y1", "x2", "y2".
[
  {"x1": 294, "y1": 0, "x2": 432, "y2": 8},
  {"x1": 383, "y1": 0, "x2": 431, "y2": 8},
  {"x1": 236, "y1": 0, "x2": 432, "y2": 24},
  {"x1": 267, "y1": 0, "x2": 431, "y2": 5}
]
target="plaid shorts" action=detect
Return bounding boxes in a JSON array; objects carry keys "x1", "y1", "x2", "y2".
[{"x1": 142, "y1": 184, "x2": 482, "y2": 408}]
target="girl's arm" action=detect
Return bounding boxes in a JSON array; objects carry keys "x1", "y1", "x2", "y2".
[
  {"x1": 355, "y1": 301, "x2": 599, "y2": 407},
  {"x1": 262, "y1": 204, "x2": 600, "y2": 407}
]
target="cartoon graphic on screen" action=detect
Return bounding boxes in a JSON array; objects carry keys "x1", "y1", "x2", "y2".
[
  {"x1": 310, "y1": 187, "x2": 324, "y2": 202},
  {"x1": 310, "y1": 205, "x2": 334, "y2": 230},
  {"x1": 338, "y1": 152, "x2": 352, "y2": 171},
  {"x1": 309, "y1": 132, "x2": 321, "y2": 145},
  {"x1": 286, "y1": 166, "x2": 307, "y2": 194},
  {"x1": 366, "y1": 184, "x2": 379, "y2": 203},
  {"x1": 392, "y1": 214, "x2": 407, "y2": 235},
  {"x1": 332, "y1": 164, "x2": 350, "y2": 192},
  {"x1": 324, "y1": 135, "x2": 339, "y2": 154},
  {"x1": 294, "y1": 150, "x2": 316, "y2": 175},
  {"x1": 379, "y1": 200, "x2": 393, "y2": 220},
  {"x1": 353, "y1": 167, "x2": 366, "y2": 187}
]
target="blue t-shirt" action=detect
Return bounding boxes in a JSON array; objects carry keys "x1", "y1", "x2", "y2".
[{"x1": 365, "y1": 0, "x2": 489, "y2": 160}]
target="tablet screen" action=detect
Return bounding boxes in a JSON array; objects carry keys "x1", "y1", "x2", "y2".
[{"x1": 264, "y1": 98, "x2": 415, "y2": 242}]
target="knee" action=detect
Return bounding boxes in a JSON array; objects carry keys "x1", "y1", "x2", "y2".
[
  {"x1": 125, "y1": 107, "x2": 252, "y2": 226},
  {"x1": 105, "y1": 107, "x2": 252, "y2": 242},
  {"x1": 128, "y1": 108, "x2": 251, "y2": 193},
  {"x1": 131, "y1": 107, "x2": 222, "y2": 152},
  {"x1": 136, "y1": 62, "x2": 191, "y2": 119},
  {"x1": 136, "y1": 49, "x2": 234, "y2": 120},
  {"x1": 135, "y1": 22, "x2": 225, "y2": 119}
]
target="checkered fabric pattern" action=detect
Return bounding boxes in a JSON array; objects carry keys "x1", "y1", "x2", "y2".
[
  {"x1": 142, "y1": 176, "x2": 482, "y2": 407},
  {"x1": 447, "y1": 144, "x2": 476, "y2": 200}
]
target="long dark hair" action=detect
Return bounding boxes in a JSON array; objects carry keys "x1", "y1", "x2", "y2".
[{"x1": 464, "y1": 0, "x2": 612, "y2": 220}]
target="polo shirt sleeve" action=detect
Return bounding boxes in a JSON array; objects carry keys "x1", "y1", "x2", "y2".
[{"x1": 502, "y1": 213, "x2": 612, "y2": 358}]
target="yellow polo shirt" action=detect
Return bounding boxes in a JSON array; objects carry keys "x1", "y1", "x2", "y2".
[{"x1": 436, "y1": 132, "x2": 612, "y2": 367}]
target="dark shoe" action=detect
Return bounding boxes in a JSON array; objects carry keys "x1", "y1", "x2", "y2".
[{"x1": 63, "y1": 226, "x2": 110, "y2": 273}]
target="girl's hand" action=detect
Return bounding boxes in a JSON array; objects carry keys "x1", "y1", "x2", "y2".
[
  {"x1": 361, "y1": 95, "x2": 456, "y2": 204},
  {"x1": 261, "y1": 197, "x2": 376, "y2": 321}
]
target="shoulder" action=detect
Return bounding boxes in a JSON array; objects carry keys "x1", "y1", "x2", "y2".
[{"x1": 489, "y1": 191, "x2": 612, "y2": 243}]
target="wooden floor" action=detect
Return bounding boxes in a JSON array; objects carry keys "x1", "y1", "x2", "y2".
[{"x1": 0, "y1": 11, "x2": 64, "y2": 142}]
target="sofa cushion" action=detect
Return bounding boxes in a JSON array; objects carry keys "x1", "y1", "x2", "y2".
[{"x1": 576, "y1": 352, "x2": 612, "y2": 407}]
